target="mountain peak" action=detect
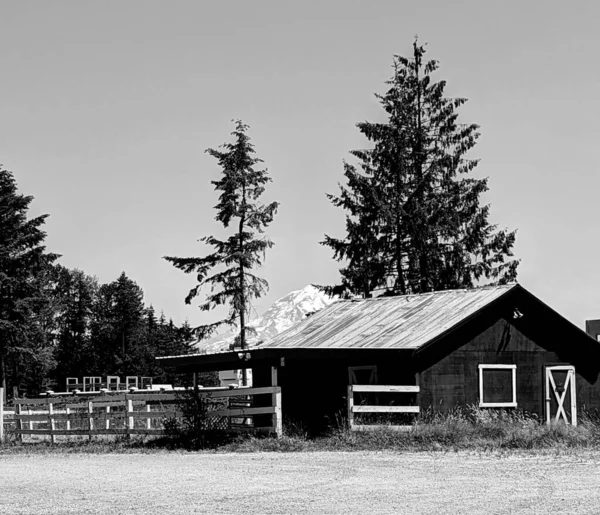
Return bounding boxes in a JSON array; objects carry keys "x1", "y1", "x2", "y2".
[{"x1": 196, "y1": 284, "x2": 335, "y2": 354}]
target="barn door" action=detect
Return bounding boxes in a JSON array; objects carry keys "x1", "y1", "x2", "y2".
[{"x1": 545, "y1": 366, "x2": 577, "y2": 426}]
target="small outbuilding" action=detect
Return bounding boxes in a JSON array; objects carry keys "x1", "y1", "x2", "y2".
[{"x1": 158, "y1": 284, "x2": 600, "y2": 433}]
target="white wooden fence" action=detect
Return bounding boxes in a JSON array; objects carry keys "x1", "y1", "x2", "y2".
[
  {"x1": 0, "y1": 386, "x2": 282, "y2": 442},
  {"x1": 347, "y1": 384, "x2": 420, "y2": 431}
]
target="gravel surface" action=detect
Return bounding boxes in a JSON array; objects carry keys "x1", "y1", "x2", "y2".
[{"x1": 1, "y1": 451, "x2": 600, "y2": 514}]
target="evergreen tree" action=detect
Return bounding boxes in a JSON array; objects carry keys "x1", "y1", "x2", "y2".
[
  {"x1": 53, "y1": 266, "x2": 98, "y2": 386},
  {"x1": 0, "y1": 166, "x2": 59, "y2": 398},
  {"x1": 165, "y1": 120, "x2": 278, "y2": 383},
  {"x1": 90, "y1": 272, "x2": 146, "y2": 376},
  {"x1": 323, "y1": 42, "x2": 519, "y2": 297}
]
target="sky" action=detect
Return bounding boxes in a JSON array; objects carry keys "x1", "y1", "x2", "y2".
[{"x1": 1, "y1": 1, "x2": 600, "y2": 328}]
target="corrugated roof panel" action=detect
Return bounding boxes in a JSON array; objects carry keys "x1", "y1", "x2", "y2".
[{"x1": 263, "y1": 284, "x2": 517, "y2": 350}]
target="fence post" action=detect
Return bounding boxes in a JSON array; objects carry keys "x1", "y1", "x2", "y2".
[
  {"x1": 274, "y1": 388, "x2": 282, "y2": 437},
  {"x1": 347, "y1": 385, "x2": 354, "y2": 431},
  {"x1": 146, "y1": 403, "x2": 151, "y2": 431},
  {"x1": 66, "y1": 407, "x2": 71, "y2": 431},
  {"x1": 0, "y1": 387, "x2": 4, "y2": 443},
  {"x1": 126, "y1": 398, "x2": 133, "y2": 439},
  {"x1": 88, "y1": 400, "x2": 94, "y2": 441},
  {"x1": 48, "y1": 401, "x2": 55, "y2": 444},
  {"x1": 106, "y1": 405, "x2": 111, "y2": 430},
  {"x1": 16, "y1": 403, "x2": 23, "y2": 442}
]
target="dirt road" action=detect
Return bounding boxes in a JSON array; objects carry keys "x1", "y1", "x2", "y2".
[{"x1": 1, "y1": 451, "x2": 599, "y2": 514}]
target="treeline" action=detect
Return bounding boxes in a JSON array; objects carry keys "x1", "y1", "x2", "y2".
[
  {"x1": 1, "y1": 166, "x2": 202, "y2": 397},
  {"x1": 9, "y1": 266, "x2": 198, "y2": 396}
]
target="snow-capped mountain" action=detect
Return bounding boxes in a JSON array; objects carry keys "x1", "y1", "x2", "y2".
[{"x1": 196, "y1": 285, "x2": 336, "y2": 354}]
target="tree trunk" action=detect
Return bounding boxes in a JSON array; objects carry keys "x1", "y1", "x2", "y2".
[
  {"x1": 239, "y1": 180, "x2": 248, "y2": 386},
  {"x1": 0, "y1": 352, "x2": 6, "y2": 403},
  {"x1": 414, "y1": 42, "x2": 429, "y2": 293}
]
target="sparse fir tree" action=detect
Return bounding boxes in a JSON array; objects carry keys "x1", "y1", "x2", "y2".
[
  {"x1": 323, "y1": 42, "x2": 519, "y2": 297},
  {"x1": 164, "y1": 121, "x2": 278, "y2": 384}
]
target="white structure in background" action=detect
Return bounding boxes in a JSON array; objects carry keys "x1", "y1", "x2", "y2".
[{"x1": 198, "y1": 285, "x2": 336, "y2": 386}]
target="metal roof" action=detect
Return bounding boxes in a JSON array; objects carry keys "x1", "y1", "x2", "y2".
[{"x1": 262, "y1": 284, "x2": 518, "y2": 351}]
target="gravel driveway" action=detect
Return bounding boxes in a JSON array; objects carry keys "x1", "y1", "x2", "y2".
[{"x1": 1, "y1": 451, "x2": 600, "y2": 514}]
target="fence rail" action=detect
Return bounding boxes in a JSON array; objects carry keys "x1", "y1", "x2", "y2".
[
  {"x1": 0, "y1": 386, "x2": 282, "y2": 442},
  {"x1": 347, "y1": 384, "x2": 419, "y2": 431}
]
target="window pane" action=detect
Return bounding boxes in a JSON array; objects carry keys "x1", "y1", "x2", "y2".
[{"x1": 482, "y1": 369, "x2": 513, "y2": 404}]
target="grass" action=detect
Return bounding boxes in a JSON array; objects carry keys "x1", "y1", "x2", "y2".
[{"x1": 3, "y1": 405, "x2": 600, "y2": 454}]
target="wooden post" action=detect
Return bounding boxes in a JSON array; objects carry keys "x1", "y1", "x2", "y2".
[
  {"x1": 106, "y1": 405, "x2": 111, "y2": 430},
  {"x1": 88, "y1": 401, "x2": 94, "y2": 441},
  {"x1": 270, "y1": 366, "x2": 282, "y2": 437},
  {"x1": 0, "y1": 387, "x2": 4, "y2": 443},
  {"x1": 16, "y1": 403, "x2": 23, "y2": 442},
  {"x1": 146, "y1": 403, "x2": 151, "y2": 431},
  {"x1": 274, "y1": 389, "x2": 282, "y2": 437},
  {"x1": 66, "y1": 407, "x2": 71, "y2": 432},
  {"x1": 347, "y1": 385, "x2": 354, "y2": 431},
  {"x1": 48, "y1": 401, "x2": 55, "y2": 444},
  {"x1": 127, "y1": 398, "x2": 134, "y2": 439},
  {"x1": 570, "y1": 368, "x2": 578, "y2": 427}
]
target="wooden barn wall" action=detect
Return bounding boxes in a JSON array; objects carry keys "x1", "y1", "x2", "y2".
[{"x1": 418, "y1": 318, "x2": 600, "y2": 414}]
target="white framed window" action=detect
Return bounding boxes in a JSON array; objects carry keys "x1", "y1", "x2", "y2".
[{"x1": 478, "y1": 364, "x2": 517, "y2": 408}]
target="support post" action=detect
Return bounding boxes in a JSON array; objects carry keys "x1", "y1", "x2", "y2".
[
  {"x1": 347, "y1": 385, "x2": 354, "y2": 431},
  {"x1": 106, "y1": 405, "x2": 111, "y2": 430},
  {"x1": 271, "y1": 366, "x2": 282, "y2": 437},
  {"x1": 48, "y1": 401, "x2": 55, "y2": 444},
  {"x1": 16, "y1": 403, "x2": 23, "y2": 442},
  {"x1": 127, "y1": 398, "x2": 134, "y2": 439},
  {"x1": 88, "y1": 401, "x2": 94, "y2": 441},
  {"x1": 66, "y1": 407, "x2": 71, "y2": 431},
  {"x1": 146, "y1": 404, "x2": 151, "y2": 431},
  {"x1": 0, "y1": 387, "x2": 4, "y2": 443}
]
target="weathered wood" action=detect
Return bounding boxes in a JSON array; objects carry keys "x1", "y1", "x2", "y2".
[
  {"x1": 352, "y1": 385, "x2": 420, "y2": 393},
  {"x1": 16, "y1": 403, "x2": 23, "y2": 442},
  {"x1": 15, "y1": 410, "x2": 184, "y2": 421},
  {"x1": 16, "y1": 428, "x2": 166, "y2": 436},
  {"x1": 0, "y1": 387, "x2": 4, "y2": 442},
  {"x1": 347, "y1": 385, "x2": 354, "y2": 430},
  {"x1": 353, "y1": 405, "x2": 420, "y2": 413},
  {"x1": 11, "y1": 386, "x2": 282, "y2": 438},
  {"x1": 88, "y1": 401, "x2": 94, "y2": 441},
  {"x1": 351, "y1": 424, "x2": 413, "y2": 432},
  {"x1": 271, "y1": 366, "x2": 282, "y2": 437},
  {"x1": 208, "y1": 406, "x2": 275, "y2": 418},
  {"x1": 127, "y1": 399, "x2": 134, "y2": 438},
  {"x1": 48, "y1": 402, "x2": 55, "y2": 444}
]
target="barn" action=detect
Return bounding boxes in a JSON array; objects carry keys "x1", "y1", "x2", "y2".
[{"x1": 158, "y1": 284, "x2": 600, "y2": 434}]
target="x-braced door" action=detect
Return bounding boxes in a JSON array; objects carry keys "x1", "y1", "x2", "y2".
[{"x1": 545, "y1": 366, "x2": 577, "y2": 426}]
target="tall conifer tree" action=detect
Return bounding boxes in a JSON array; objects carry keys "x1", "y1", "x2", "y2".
[
  {"x1": 323, "y1": 42, "x2": 519, "y2": 296},
  {"x1": 0, "y1": 166, "x2": 59, "y2": 398},
  {"x1": 165, "y1": 121, "x2": 278, "y2": 383}
]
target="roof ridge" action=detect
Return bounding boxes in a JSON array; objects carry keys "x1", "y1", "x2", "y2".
[{"x1": 350, "y1": 282, "x2": 518, "y2": 302}]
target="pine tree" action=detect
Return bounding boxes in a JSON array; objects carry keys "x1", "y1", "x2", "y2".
[
  {"x1": 323, "y1": 42, "x2": 519, "y2": 297},
  {"x1": 0, "y1": 165, "x2": 59, "y2": 398},
  {"x1": 164, "y1": 120, "x2": 278, "y2": 383}
]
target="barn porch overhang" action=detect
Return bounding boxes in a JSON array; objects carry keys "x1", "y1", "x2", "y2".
[{"x1": 157, "y1": 348, "x2": 415, "y2": 373}]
